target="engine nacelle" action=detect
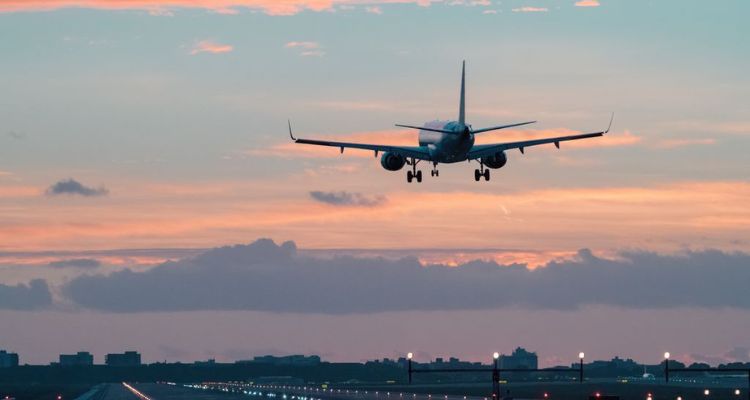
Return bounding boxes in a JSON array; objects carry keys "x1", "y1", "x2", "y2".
[
  {"x1": 481, "y1": 151, "x2": 508, "y2": 169},
  {"x1": 380, "y1": 152, "x2": 406, "y2": 171}
]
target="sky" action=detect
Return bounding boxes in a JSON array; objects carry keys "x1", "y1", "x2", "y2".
[{"x1": 1, "y1": 0, "x2": 749, "y2": 366}]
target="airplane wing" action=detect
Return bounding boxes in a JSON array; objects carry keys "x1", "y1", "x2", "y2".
[
  {"x1": 468, "y1": 114, "x2": 613, "y2": 159},
  {"x1": 468, "y1": 131, "x2": 604, "y2": 159},
  {"x1": 288, "y1": 121, "x2": 432, "y2": 160},
  {"x1": 294, "y1": 138, "x2": 432, "y2": 160}
]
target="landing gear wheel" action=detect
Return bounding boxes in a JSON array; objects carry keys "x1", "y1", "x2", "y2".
[
  {"x1": 484, "y1": 169, "x2": 490, "y2": 181},
  {"x1": 435, "y1": 170, "x2": 439, "y2": 177},
  {"x1": 474, "y1": 169, "x2": 481, "y2": 182},
  {"x1": 407, "y1": 171, "x2": 413, "y2": 183},
  {"x1": 416, "y1": 170, "x2": 422, "y2": 183}
]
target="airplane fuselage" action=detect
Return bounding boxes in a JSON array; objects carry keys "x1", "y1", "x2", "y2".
[{"x1": 418, "y1": 120, "x2": 475, "y2": 163}]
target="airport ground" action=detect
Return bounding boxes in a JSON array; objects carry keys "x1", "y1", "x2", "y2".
[
  {"x1": 3, "y1": 379, "x2": 749, "y2": 400},
  {"x1": 0, "y1": 383, "x2": 92, "y2": 400}
]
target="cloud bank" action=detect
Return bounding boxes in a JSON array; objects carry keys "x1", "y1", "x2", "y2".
[
  {"x1": 48, "y1": 258, "x2": 102, "y2": 268},
  {"x1": 46, "y1": 179, "x2": 108, "y2": 197},
  {"x1": 0, "y1": 280, "x2": 53, "y2": 310},
  {"x1": 63, "y1": 239, "x2": 750, "y2": 314}
]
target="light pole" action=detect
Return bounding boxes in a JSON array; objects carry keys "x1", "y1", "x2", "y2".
[
  {"x1": 664, "y1": 352, "x2": 671, "y2": 383},
  {"x1": 407, "y1": 353, "x2": 413, "y2": 384},
  {"x1": 579, "y1": 352, "x2": 585, "y2": 383},
  {"x1": 492, "y1": 352, "x2": 500, "y2": 400}
]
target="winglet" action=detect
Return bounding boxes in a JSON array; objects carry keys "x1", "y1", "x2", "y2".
[
  {"x1": 288, "y1": 119, "x2": 297, "y2": 141},
  {"x1": 605, "y1": 112, "x2": 615, "y2": 134}
]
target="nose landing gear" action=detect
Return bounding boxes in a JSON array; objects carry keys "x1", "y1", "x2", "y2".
[{"x1": 431, "y1": 162, "x2": 439, "y2": 177}]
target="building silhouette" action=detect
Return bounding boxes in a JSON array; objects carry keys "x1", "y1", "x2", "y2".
[
  {"x1": 246, "y1": 355, "x2": 321, "y2": 366},
  {"x1": 499, "y1": 347, "x2": 538, "y2": 370},
  {"x1": 0, "y1": 350, "x2": 19, "y2": 368},
  {"x1": 105, "y1": 351, "x2": 141, "y2": 366},
  {"x1": 59, "y1": 351, "x2": 94, "y2": 366}
]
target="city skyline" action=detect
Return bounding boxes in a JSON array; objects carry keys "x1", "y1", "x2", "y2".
[{"x1": 1, "y1": 0, "x2": 749, "y2": 367}]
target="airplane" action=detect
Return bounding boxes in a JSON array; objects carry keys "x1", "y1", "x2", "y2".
[{"x1": 288, "y1": 61, "x2": 613, "y2": 183}]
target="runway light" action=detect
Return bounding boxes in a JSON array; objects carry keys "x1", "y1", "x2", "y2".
[
  {"x1": 493, "y1": 352, "x2": 500, "y2": 360},
  {"x1": 664, "y1": 352, "x2": 671, "y2": 359},
  {"x1": 677, "y1": 397, "x2": 683, "y2": 400},
  {"x1": 407, "y1": 352, "x2": 413, "y2": 360},
  {"x1": 595, "y1": 393, "x2": 601, "y2": 398},
  {"x1": 735, "y1": 389, "x2": 741, "y2": 396},
  {"x1": 543, "y1": 393, "x2": 548, "y2": 398},
  {"x1": 704, "y1": 389, "x2": 710, "y2": 396},
  {"x1": 579, "y1": 352, "x2": 585, "y2": 359}
]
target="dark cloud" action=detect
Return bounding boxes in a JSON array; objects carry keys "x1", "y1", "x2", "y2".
[
  {"x1": 48, "y1": 258, "x2": 101, "y2": 269},
  {"x1": 309, "y1": 191, "x2": 385, "y2": 207},
  {"x1": 46, "y1": 179, "x2": 108, "y2": 197},
  {"x1": 0, "y1": 279, "x2": 53, "y2": 310},
  {"x1": 63, "y1": 239, "x2": 750, "y2": 314}
]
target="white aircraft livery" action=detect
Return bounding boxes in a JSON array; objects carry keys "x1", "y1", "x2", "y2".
[{"x1": 289, "y1": 61, "x2": 613, "y2": 183}]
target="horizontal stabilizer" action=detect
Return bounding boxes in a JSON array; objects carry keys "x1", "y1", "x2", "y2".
[
  {"x1": 395, "y1": 124, "x2": 455, "y2": 134},
  {"x1": 471, "y1": 121, "x2": 536, "y2": 134}
]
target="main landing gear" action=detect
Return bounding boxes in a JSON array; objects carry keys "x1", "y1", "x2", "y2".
[
  {"x1": 407, "y1": 170, "x2": 422, "y2": 183},
  {"x1": 474, "y1": 162, "x2": 490, "y2": 182},
  {"x1": 406, "y1": 158, "x2": 422, "y2": 183}
]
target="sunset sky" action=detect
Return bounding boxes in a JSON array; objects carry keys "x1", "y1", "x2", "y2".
[{"x1": 1, "y1": 0, "x2": 749, "y2": 366}]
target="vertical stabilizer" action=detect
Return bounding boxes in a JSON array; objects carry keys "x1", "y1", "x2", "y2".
[{"x1": 458, "y1": 60, "x2": 466, "y2": 127}]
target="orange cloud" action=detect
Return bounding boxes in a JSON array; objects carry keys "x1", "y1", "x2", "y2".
[
  {"x1": 189, "y1": 40, "x2": 233, "y2": 55},
  {"x1": 575, "y1": 0, "x2": 600, "y2": 7},
  {"x1": 0, "y1": 1, "x2": 441, "y2": 16}
]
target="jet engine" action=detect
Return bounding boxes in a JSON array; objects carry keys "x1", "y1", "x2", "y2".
[
  {"x1": 380, "y1": 152, "x2": 406, "y2": 171},
  {"x1": 481, "y1": 151, "x2": 507, "y2": 169}
]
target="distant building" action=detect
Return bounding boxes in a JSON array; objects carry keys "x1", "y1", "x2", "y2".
[
  {"x1": 59, "y1": 351, "x2": 94, "y2": 366},
  {"x1": 499, "y1": 347, "x2": 538, "y2": 370},
  {"x1": 246, "y1": 355, "x2": 321, "y2": 366},
  {"x1": 0, "y1": 350, "x2": 19, "y2": 368},
  {"x1": 105, "y1": 351, "x2": 141, "y2": 366}
]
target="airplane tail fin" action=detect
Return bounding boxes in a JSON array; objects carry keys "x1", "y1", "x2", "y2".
[{"x1": 458, "y1": 60, "x2": 466, "y2": 127}]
